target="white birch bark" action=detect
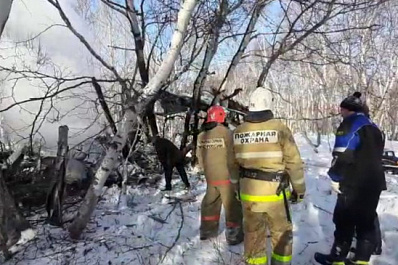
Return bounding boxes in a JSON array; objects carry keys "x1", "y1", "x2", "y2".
[
  {"x1": 142, "y1": 0, "x2": 197, "y2": 98},
  {"x1": 69, "y1": 110, "x2": 136, "y2": 239},
  {"x1": 68, "y1": 0, "x2": 198, "y2": 239},
  {"x1": 3, "y1": 142, "x2": 26, "y2": 170}
]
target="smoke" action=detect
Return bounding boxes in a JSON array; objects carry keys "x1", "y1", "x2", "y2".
[{"x1": 0, "y1": 0, "x2": 105, "y2": 149}]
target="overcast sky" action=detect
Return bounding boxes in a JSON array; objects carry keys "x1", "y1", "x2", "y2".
[{"x1": 0, "y1": 0, "x2": 102, "y2": 149}]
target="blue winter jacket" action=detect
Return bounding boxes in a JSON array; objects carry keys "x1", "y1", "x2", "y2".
[{"x1": 328, "y1": 113, "x2": 385, "y2": 193}]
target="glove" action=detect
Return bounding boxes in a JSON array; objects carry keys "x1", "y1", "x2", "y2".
[
  {"x1": 330, "y1": 180, "x2": 342, "y2": 194},
  {"x1": 235, "y1": 190, "x2": 241, "y2": 201},
  {"x1": 290, "y1": 190, "x2": 304, "y2": 204}
]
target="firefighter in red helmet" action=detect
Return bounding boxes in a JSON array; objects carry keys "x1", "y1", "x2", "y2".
[{"x1": 195, "y1": 106, "x2": 243, "y2": 245}]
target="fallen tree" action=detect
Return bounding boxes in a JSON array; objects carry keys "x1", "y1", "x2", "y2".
[{"x1": 67, "y1": 0, "x2": 199, "y2": 240}]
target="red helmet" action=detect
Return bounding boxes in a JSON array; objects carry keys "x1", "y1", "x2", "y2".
[{"x1": 206, "y1": 106, "x2": 226, "y2": 123}]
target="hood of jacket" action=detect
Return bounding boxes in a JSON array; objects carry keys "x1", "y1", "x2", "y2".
[{"x1": 244, "y1": 110, "x2": 274, "y2": 123}]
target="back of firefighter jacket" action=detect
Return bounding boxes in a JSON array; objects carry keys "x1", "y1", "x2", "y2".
[
  {"x1": 196, "y1": 123, "x2": 239, "y2": 184},
  {"x1": 233, "y1": 112, "x2": 305, "y2": 208}
]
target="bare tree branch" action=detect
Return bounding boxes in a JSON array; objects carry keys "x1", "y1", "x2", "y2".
[
  {"x1": 47, "y1": 0, "x2": 125, "y2": 85},
  {"x1": 92, "y1": 77, "x2": 117, "y2": 134},
  {"x1": 217, "y1": 1, "x2": 268, "y2": 94}
]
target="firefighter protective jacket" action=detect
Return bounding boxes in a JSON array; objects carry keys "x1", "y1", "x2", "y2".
[
  {"x1": 196, "y1": 122, "x2": 240, "y2": 186},
  {"x1": 233, "y1": 110, "x2": 305, "y2": 210}
]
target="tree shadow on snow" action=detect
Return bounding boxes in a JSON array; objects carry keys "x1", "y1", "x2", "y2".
[
  {"x1": 171, "y1": 207, "x2": 246, "y2": 265},
  {"x1": 370, "y1": 213, "x2": 398, "y2": 265},
  {"x1": 291, "y1": 166, "x2": 338, "y2": 265}
]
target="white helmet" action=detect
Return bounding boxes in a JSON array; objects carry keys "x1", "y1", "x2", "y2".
[{"x1": 248, "y1": 86, "x2": 274, "y2": 112}]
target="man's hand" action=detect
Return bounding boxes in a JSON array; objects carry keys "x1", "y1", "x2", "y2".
[
  {"x1": 235, "y1": 190, "x2": 240, "y2": 201},
  {"x1": 231, "y1": 182, "x2": 240, "y2": 201},
  {"x1": 290, "y1": 190, "x2": 304, "y2": 204},
  {"x1": 330, "y1": 180, "x2": 342, "y2": 194}
]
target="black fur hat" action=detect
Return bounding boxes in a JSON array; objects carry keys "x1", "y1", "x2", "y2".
[{"x1": 340, "y1": 92, "x2": 363, "y2": 112}]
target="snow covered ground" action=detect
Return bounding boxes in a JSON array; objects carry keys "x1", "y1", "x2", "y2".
[{"x1": 3, "y1": 134, "x2": 398, "y2": 265}]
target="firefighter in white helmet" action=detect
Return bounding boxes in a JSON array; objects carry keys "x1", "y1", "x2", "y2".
[{"x1": 232, "y1": 87, "x2": 306, "y2": 265}]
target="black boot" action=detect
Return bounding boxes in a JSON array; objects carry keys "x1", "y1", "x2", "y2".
[
  {"x1": 373, "y1": 243, "x2": 382, "y2": 255},
  {"x1": 314, "y1": 241, "x2": 351, "y2": 265},
  {"x1": 347, "y1": 240, "x2": 374, "y2": 264},
  {"x1": 373, "y1": 214, "x2": 382, "y2": 255},
  {"x1": 161, "y1": 185, "x2": 172, "y2": 191},
  {"x1": 349, "y1": 243, "x2": 382, "y2": 256},
  {"x1": 226, "y1": 227, "x2": 244, "y2": 245},
  {"x1": 200, "y1": 231, "x2": 218, "y2": 241}
]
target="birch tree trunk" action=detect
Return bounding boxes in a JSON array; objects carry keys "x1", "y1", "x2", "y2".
[
  {"x1": 181, "y1": 0, "x2": 229, "y2": 152},
  {"x1": 126, "y1": 0, "x2": 149, "y2": 85},
  {"x1": 141, "y1": 0, "x2": 197, "y2": 99},
  {"x1": 126, "y1": 0, "x2": 159, "y2": 136},
  {"x1": 69, "y1": 110, "x2": 137, "y2": 239},
  {"x1": 137, "y1": 0, "x2": 198, "y2": 137},
  {"x1": 68, "y1": 0, "x2": 198, "y2": 239},
  {"x1": 217, "y1": 1, "x2": 267, "y2": 94},
  {"x1": 0, "y1": 0, "x2": 13, "y2": 38}
]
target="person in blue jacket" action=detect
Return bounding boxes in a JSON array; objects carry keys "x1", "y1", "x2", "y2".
[
  {"x1": 315, "y1": 92, "x2": 386, "y2": 265},
  {"x1": 354, "y1": 100, "x2": 384, "y2": 256}
]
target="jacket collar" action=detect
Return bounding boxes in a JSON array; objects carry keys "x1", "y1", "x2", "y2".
[
  {"x1": 244, "y1": 110, "x2": 274, "y2": 123},
  {"x1": 344, "y1": 112, "x2": 365, "y2": 121},
  {"x1": 201, "y1": 122, "x2": 219, "y2": 131}
]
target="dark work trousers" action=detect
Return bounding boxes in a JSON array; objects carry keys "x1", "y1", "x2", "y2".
[
  {"x1": 163, "y1": 162, "x2": 190, "y2": 190},
  {"x1": 333, "y1": 190, "x2": 381, "y2": 260},
  {"x1": 374, "y1": 213, "x2": 382, "y2": 252},
  {"x1": 353, "y1": 209, "x2": 382, "y2": 254}
]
